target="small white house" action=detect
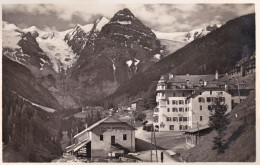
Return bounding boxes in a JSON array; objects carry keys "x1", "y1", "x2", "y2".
[{"x1": 70, "y1": 116, "x2": 136, "y2": 158}]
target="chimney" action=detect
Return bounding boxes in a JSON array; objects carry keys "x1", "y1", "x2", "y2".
[
  {"x1": 225, "y1": 84, "x2": 228, "y2": 91},
  {"x1": 169, "y1": 74, "x2": 173, "y2": 79},
  {"x1": 203, "y1": 80, "x2": 207, "y2": 86},
  {"x1": 215, "y1": 70, "x2": 218, "y2": 80}
]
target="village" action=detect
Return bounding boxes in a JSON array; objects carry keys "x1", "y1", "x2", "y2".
[{"x1": 52, "y1": 51, "x2": 255, "y2": 163}]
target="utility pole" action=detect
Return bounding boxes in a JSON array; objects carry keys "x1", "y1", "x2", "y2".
[
  {"x1": 150, "y1": 127, "x2": 153, "y2": 162},
  {"x1": 236, "y1": 79, "x2": 241, "y2": 103},
  {"x1": 236, "y1": 79, "x2": 247, "y2": 124},
  {"x1": 130, "y1": 109, "x2": 133, "y2": 152},
  {"x1": 154, "y1": 128, "x2": 158, "y2": 162},
  {"x1": 197, "y1": 122, "x2": 200, "y2": 145}
]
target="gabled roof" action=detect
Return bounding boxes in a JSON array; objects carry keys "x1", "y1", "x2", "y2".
[
  {"x1": 187, "y1": 88, "x2": 229, "y2": 99},
  {"x1": 168, "y1": 75, "x2": 215, "y2": 83},
  {"x1": 86, "y1": 115, "x2": 136, "y2": 131},
  {"x1": 73, "y1": 139, "x2": 91, "y2": 152},
  {"x1": 73, "y1": 128, "x2": 89, "y2": 138}
]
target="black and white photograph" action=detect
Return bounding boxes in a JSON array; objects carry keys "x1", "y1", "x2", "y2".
[{"x1": 1, "y1": 0, "x2": 258, "y2": 163}]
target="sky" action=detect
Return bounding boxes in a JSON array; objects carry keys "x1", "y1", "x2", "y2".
[{"x1": 2, "y1": 3, "x2": 255, "y2": 32}]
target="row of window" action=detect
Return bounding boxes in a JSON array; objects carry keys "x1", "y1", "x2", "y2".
[
  {"x1": 100, "y1": 134, "x2": 127, "y2": 141},
  {"x1": 167, "y1": 100, "x2": 189, "y2": 105},
  {"x1": 169, "y1": 125, "x2": 188, "y2": 130},
  {"x1": 157, "y1": 91, "x2": 187, "y2": 97},
  {"x1": 198, "y1": 97, "x2": 225, "y2": 103},
  {"x1": 167, "y1": 107, "x2": 189, "y2": 112},
  {"x1": 199, "y1": 105, "x2": 213, "y2": 110},
  {"x1": 166, "y1": 116, "x2": 203, "y2": 122},
  {"x1": 166, "y1": 117, "x2": 189, "y2": 122}
]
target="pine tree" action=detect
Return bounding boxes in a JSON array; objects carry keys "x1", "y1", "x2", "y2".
[{"x1": 208, "y1": 97, "x2": 230, "y2": 154}]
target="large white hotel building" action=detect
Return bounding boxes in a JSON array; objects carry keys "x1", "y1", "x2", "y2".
[{"x1": 153, "y1": 73, "x2": 232, "y2": 131}]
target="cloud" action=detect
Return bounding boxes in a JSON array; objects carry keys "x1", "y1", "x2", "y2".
[
  {"x1": 43, "y1": 25, "x2": 57, "y2": 32},
  {"x1": 68, "y1": 23, "x2": 76, "y2": 28},
  {"x1": 3, "y1": 4, "x2": 255, "y2": 32}
]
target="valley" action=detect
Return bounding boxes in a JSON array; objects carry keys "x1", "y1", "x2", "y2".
[{"x1": 2, "y1": 6, "x2": 256, "y2": 162}]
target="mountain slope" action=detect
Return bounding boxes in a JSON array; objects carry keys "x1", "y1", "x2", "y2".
[
  {"x1": 65, "y1": 8, "x2": 162, "y2": 105},
  {"x1": 104, "y1": 13, "x2": 255, "y2": 108},
  {"x1": 3, "y1": 56, "x2": 63, "y2": 110},
  {"x1": 2, "y1": 56, "x2": 64, "y2": 162}
]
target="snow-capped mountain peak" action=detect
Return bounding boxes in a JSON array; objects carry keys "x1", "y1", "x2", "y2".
[
  {"x1": 75, "y1": 23, "x2": 94, "y2": 34},
  {"x1": 95, "y1": 17, "x2": 109, "y2": 31},
  {"x1": 154, "y1": 23, "x2": 222, "y2": 42}
]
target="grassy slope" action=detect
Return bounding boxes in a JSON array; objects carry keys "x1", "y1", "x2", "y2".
[{"x1": 181, "y1": 90, "x2": 256, "y2": 162}]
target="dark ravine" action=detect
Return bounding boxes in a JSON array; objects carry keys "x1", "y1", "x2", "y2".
[
  {"x1": 2, "y1": 90, "x2": 63, "y2": 162},
  {"x1": 2, "y1": 56, "x2": 64, "y2": 162}
]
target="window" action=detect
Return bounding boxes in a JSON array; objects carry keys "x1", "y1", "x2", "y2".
[
  {"x1": 185, "y1": 107, "x2": 188, "y2": 112},
  {"x1": 199, "y1": 97, "x2": 205, "y2": 103},
  {"x1": 173, "y1": 117, "x2": 178, "y2": 122},
  {"x1": 162, "y1": 92, "x2": 165, "y2": 97},
  {"x1": 200, "y1": 116, "x2": 203, "y2": 121},
  {"x1": 179, "y1": 107, "x2": 183, "y2": 112},
  {"x1": 123, "y1": 134, "x2": 127, "y2": 140},
  {"x1": 185, "y1": 125, "x2": 188, "y2": 130},
  {"x1": 172, "y1": 100, "x2": 175, "y2": 105},
  {"x1": 179, "y1": 125, "x2": 183, "y2": 130},
  {"x1": 207, "y1": 97, "x2": 211, "y2": 102},
  {"x1": 210, "y1": 90, "x2": 212, "y2": 95},
  {"x1": 167, "y1": 108, "x2": 170, "y2": 112},
  {"x1": 100, "y1": 135, "x2": 104, "y2": 141},
  {"x1": 173, "y1": 93, "x2": 176, "y2": 97},
  {"x1": 179, "y1": 117, "x2": 183, "y2": 122},
  {"x1": 170, "y1": 125, "x2": 174, "y2": 130},
  {"x1": 185, "y1": 100, "x2": 188, "y2": 104},
  {"x1": 200, "y1": 105, "x2": 202, "y2": 110},
  {"x1": 167, "y1": 117, "x2": 171, "y2": 122},
  {"x1": 111, "y1": 136, "x2": 115, "y2": 144},
  {"x1": 179, "y1": 100, "x2": 184, "y2": 104},
  {"x1": 172, "y1": 108, "x2": 177, "y2": 112},
  {"x1": 154, "y1": 116, "x2": 159, "y2": 122},
  {"x1": 220, "y1": 97, "x2": 225, "y2": 102},
  {"x1": 208, "y1": 105, "x2": 212, "y2": 110},
  {"x1": 183, "y1": 117, "x2": 188, "y2": 122},
  {"x1": 167, "y1": 100, "x2": 169, "y2": 104}
]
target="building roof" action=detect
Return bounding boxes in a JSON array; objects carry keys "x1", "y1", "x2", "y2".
[
  {"x1": 73, "y1": 139, "x2": 91, "y2": 152},
  {"x1": 184, "y1": 125, "x2": 211, "y2": 133},
  {"x1": 73, "y1": 128, "x2": 89, "y2": 138},
  {"x1": 168, "y1": 75, "x2": 216, "y2": 83},
  {"x1": 132, "y1": 98, "x2": 144, "y2": 103},
  {"x1": 187, "y1": 88, "x2": 228, "y2": 99},
  {"x1": 86, "y1": 115, "x2": 136, "y2": 131}
]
